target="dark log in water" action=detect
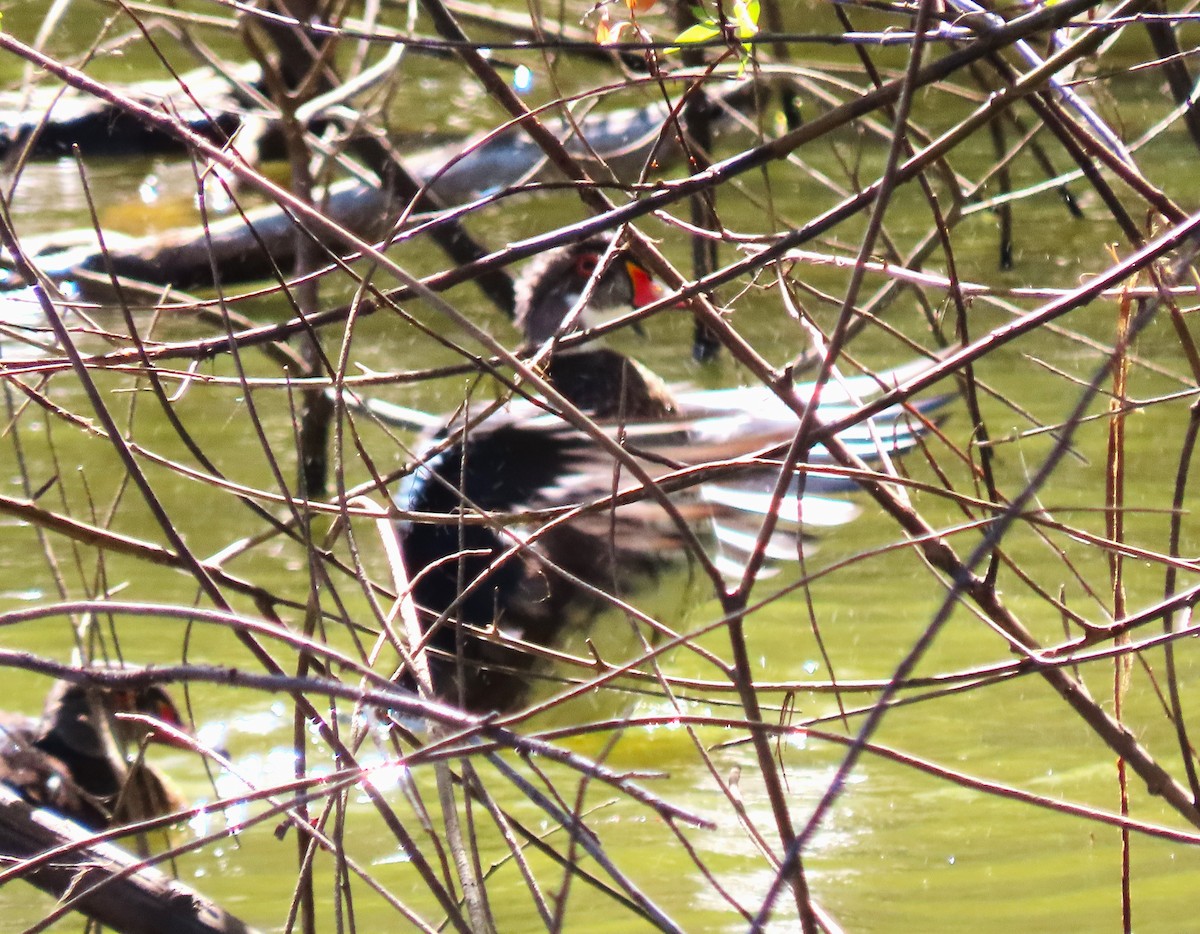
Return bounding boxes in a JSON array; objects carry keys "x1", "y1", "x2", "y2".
[
  {"x1": 3, "y1": 78, "x2": 761, "y2": 290},
  {"x1": 0, "y1": 66, "x2": 263, "y2": 159},
  {"x1": 0, "y1": 785, "x2": 258, "y2": 934}
]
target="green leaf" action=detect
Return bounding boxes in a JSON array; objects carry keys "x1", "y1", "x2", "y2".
[
  {"x1": 734, "y1": 0, "x2": 759, "y2": 37},
  {"x1": 667, "y1": 20, "x2": 722, "y2": 52}
]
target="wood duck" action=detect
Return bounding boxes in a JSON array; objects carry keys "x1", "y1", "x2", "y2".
[
  {"x1": 0, "y1": 678, "x2": 188, "y2": 830},
  {"x1": 392, "y1": 237, "x2": 676, "y2": 710},
  {"x1": 381, "y1": 236, "x2": 948, "y2": 710}
]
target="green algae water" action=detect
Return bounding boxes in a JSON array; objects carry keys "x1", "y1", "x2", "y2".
[{"x1": 2, "y1": 4, "x2": 1200, "y2": 931}]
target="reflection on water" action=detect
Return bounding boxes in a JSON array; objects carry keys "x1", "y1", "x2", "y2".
[{"x1": 0, "y1": 284, "x2": 74, "y2": 359}]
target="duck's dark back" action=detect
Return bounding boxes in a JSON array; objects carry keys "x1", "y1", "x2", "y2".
[{"x1": 395, "y1": 419, "x2": 665, "y2": 711}]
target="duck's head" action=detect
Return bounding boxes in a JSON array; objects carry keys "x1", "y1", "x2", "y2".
[
  {"x1": 514, "y1": 236, "x2": 663, "y2": 346},
  {"x1": 40, "y1": 679, "x2": 189, "y2": 760}
]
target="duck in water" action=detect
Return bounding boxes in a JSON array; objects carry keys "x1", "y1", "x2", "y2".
[
  {"x1": 377, "y1": 235, "x2": 946, "y2": 711},
  {"x1": 0, "y1": 677, "x2": 188, "y2": 829}
]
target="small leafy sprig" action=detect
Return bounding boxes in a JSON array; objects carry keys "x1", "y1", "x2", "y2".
[
  {"x1": 669, "y1": 0, "x2": 760, "y2": 71},
  {"x1": 588, "y1": 0, "x2": 758, "y2": 73},
  {"x1": 591, "y1": 0, "x2": 658, "y2": 45}
]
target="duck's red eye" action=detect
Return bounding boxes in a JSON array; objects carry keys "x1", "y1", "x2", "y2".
[{"x1": 575, "y1": 254, "x2": 599, "y2": 278}]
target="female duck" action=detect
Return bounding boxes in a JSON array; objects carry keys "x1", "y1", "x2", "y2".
[{"x1": 0, "y1": 678, "x2": 188, "y2": 829}]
